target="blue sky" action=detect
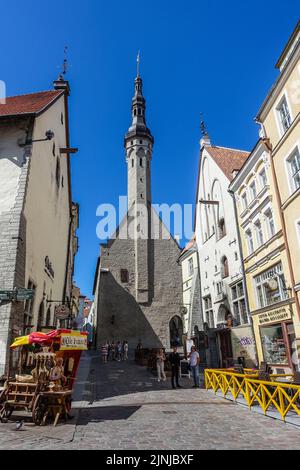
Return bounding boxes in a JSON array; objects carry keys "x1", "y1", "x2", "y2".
[{"x1": 1, "y1": 1, "x2": 298, "y2": 297}]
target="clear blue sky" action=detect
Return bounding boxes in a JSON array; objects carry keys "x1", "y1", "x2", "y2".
[{"x1": 1, "y1": 1, "x2": 298, "y2": 297}]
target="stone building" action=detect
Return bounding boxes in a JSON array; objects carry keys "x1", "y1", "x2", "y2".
[
  {"x1": 94, "y1": 72, "x2": 182, "y2": 351},
  {"x1": 0, "y1": 76, "x2": 78, "y2": 374}
]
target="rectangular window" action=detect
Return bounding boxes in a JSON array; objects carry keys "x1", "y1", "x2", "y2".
[
  {"x1": 261, "y1": 324, "x2": 288, "y2": 365},
  {"x1": 265, "y1": 209, "x2": 275, "y2": 238},
  {"x1": 255, "y1": 220, "x2": 264, "y2": 245},
  {"x1": 259, "y1": 168, "x2": 268, "y2": 189},
  {"x1": 250, "y1": 181, "x2": 257, "y2": 200},
  {"x1": 254, "y1": 263, "x2": 288, "y2": 308},
  {"x1": 204, "y1": 296, "x2": 214, "y2": 328},
  {"x1": 276, "y1": 96, "x2": 292, "y2": 134},
  {"x1": 120, "y1": 269, "x2": 129, "y2": 283},
  {"x1": 287, "y1": 147, "x2": 300, "y2": 193},
  {"x1": 241, "y1": 193, "x2": 248, "y2": 210},
  {"x1": 24, "y1": 281, "x2": 36, "y2": 334},
  {"x1": 188, "y1": 258, "x2": 194, "y2": 277},
  {"x1": 231, "y1": 281, "x2": 247, "y2": 324},
  {"x1": 246, "y1": 229, "x2": 254, "y2": 255}
]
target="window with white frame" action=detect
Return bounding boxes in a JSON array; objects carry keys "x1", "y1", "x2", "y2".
[
  {"x1": 254, "y1": 263, "x2": 288, "y2": 309},
  {"x1": 246, "y1": 229, "x2": 254, "y2": 255},
  {"x1": 287, "y1": 147, "x2": 300, "y2": 193},
  {"x1": 259, "y1": 168, "x2": 268, "y2": 189},
  {"x1": 250, "y1": 181, "x2": 257, "y2": 200},
  {"x1": 254, "y1": 219, "x2": 264, "y2": 246},
  {"x1": 232, "y1": 281, "x2": 247, "y2": 324},
  {"x1": 241, "y1": 192, "x2": 248, "y2": 210},
  {"x1": 188, "y1": 257, "x2": 194, "y2": 277},
  {"x1": 265, "y1": 208, "x2": 276, "y2": 239},
  {"x1": 276, "y1": 95, "x2": 292, "y2": 134},
  {"x1": 204, "y1": 296, "x2": 214, "y2": 328}
]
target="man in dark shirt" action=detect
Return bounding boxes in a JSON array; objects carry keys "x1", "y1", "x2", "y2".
[{"x1": 168, "y1": 347, "x2": 182, "y2": 389}]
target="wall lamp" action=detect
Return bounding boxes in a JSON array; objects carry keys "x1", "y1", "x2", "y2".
[{"x1": 19, "y1": 130, "x2": 55, "y2": 147}]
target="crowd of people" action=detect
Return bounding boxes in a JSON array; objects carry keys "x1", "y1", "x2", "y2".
[
  {"x1": 100, "y1": 340, "x2": 202, "y2": 389},
  {"x1": 100, "y1": 340, "x2": 129, "y2": 363}
]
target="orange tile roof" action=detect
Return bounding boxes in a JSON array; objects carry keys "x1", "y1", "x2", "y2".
[
  {"x1": 0, "y1": 90, "x2": 64, "y2": 117},
  {"x1": 204, "y1": 145, "x2": 250, "y2": 181}
]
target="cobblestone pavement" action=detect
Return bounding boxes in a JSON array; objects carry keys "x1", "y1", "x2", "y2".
[{"x1": 1, "y1": 352, "x2": 300, "y2": 450}]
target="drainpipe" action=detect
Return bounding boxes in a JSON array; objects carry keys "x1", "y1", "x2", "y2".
[{"x1": 228, "y1": 188, "x2": 259, "y2": 367}]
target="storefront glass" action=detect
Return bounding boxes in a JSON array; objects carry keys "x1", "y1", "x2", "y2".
[{"x1": 260, "y1": 324, "x2": 288, "y2": 365}]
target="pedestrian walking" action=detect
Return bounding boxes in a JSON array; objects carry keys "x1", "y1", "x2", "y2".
[
  {"x1": 123, "y1": 341, "x2": 129, "y2": 360},
  {"x1": 168, "y1": 346, "x2": 182, "y2": 389},
  {"x1": 101, "y1": 342, "x2": 108, "y2": 363},
  {"x1": 116, "y1": 341, "x2": 122, "y2": 361},
  {"x1": 110, "y1": 341, "x2": 116, "y2": 361},
  {"x1": 156, "y1": 349, "x2": 166, "y2": 382},
  {"x1": 189, "y1": 346, "x2": 200, "y2": 388}
]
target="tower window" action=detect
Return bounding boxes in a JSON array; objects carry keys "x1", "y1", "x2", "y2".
[
  {"x1": 138, "y1": 108, "x2": 142, "y2": 115},
  {"x1": 120, "y1": 269, "x2": 129, "y2": 283},
  {"x1": 134, "y1": 109, "x2": 137, "y2": 116},
  {"x1": 141, "y1": 194, "x2": 144, "y2": 199},
  {"x1": 140, "y1": 140, "x2": 143, "y2": 144},
  {"x1": 132, "y1": 160, "x2": 134, "y2": 167},
  {"x1": 140, "y1": 158, "x2": 143, "y2": 167}
]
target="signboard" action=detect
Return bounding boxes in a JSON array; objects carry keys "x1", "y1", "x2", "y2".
[
  {"x1": 257, "y1": 305, "x2": 292, "y2": 325},
  {"x1": 60, "y1": 333, "x2": 87, "y2": 351},
  {"x1": 55, "y1": 304, "x2": 70, "y2": 320},
  {"x1": 0, "y1": 289, "x2": 35, "y2": 301}
]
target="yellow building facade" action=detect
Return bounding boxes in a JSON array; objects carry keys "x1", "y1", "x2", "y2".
[
  {"x1": 255, "y1": 20, "x2": 300, "y2": 370},
  {"x1": 230, "y1": 140, "x2": 296, "y2": 373}
]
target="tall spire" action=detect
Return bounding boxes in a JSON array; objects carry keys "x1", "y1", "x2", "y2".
[
  {"x1": 137, "y1": 50, "x2": 140, "y2": 78},
  {"x1": 125, "y1": 57, "x2": 154, "y2": 144}
]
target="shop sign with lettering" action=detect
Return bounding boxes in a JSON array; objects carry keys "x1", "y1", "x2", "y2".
[{"x1": 258, "y1": 305, "x2": 292, "y2": 325}]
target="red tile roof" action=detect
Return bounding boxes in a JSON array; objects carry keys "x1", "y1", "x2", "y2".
[
  {"x1": 181, "y1": 234, "x2": 197, "y2": 255},
  {"x1": 0, "y1": 90, "x2": 64, "y2": 117},
  {"x1": 204, "y1": 145, "x2": 249, "y2": 181}
]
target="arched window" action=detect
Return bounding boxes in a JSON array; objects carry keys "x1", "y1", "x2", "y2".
[
  {"x1": 218, "y1": 218, "x2": 226, "y2": 239},
  {"x1": 221, "y1": 256, "x2": 229, "y2": 279}
]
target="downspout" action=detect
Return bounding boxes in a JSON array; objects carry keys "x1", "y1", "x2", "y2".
[{"x1": 228, "y1": 188, "x2": 259, "y2": 367}]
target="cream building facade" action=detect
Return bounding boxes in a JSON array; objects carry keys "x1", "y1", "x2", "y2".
[
  {"x1": 229, "y1": 139, "x2": 295, "y2": 373},
  {"x1": 255, "y1": 20, "x2": 300, "y2": 371},
  {"x1": 0, "y1": 77, "x2": 78, "y2": 374}
]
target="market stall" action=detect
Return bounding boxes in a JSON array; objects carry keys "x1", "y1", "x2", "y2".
[{"x1": 0, "y1": 329, "x2": 87, "y2": 426}]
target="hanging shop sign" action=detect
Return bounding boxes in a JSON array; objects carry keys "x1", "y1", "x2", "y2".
[
  {"x1": 258, "y1": 305, "x2": 293, "y2": 325},
  {"x1": 55, "y1": 304, "x2": 70, "y2": 320},
  {"x1": 60, "y1": 332, "x2": 87, "y2": 351},
  {"x1": 0, "y1": 289, "x2": 35, "y2": 301}
]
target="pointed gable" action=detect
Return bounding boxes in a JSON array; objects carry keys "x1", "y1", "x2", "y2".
[{"x1": 204, "y1": 145, "x2": 249, "y2": 181}]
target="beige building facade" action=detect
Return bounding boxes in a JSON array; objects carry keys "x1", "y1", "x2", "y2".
[
  {"x1": 0, "y1": 77, "x2": 78, "y2": 374},
  {"x1": 255, "y1": 21, "x2": 300, "y2": 370}
]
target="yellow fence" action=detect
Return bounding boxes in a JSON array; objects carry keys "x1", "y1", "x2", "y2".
[{"x1": 205, "y1": 369, "x2": 300, "y2": 421}]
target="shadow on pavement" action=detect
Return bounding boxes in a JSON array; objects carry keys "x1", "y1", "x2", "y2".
[{"x1": 78, "y1": 405, "x2": 140, "y2": 424}]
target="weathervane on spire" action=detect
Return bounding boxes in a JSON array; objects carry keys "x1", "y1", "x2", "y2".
[
  {"x1": 137, "y1": 50, "x2": 141, "y2": 77},
  {"x1": 200, "y1": 113, "x2": 209, "y2": 137},
  {"x1": 61, "y1": 46, "x2": 69, "y2": 77}
]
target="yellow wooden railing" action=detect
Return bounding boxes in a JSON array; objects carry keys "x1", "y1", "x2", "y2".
[{"x1": 205, "y1": 369, "x2": 300, "y2": 421}]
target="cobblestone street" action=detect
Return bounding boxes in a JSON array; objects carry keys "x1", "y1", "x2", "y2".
[{"x1": 0, "y1": 352, "x2": 300, "y2": 450}]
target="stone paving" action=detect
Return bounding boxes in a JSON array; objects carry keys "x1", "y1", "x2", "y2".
[{"x1": 0, "y1": 352, "x2": 300, "y2": 449}]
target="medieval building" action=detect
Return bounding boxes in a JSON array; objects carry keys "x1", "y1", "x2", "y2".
[{"x1": 94, "y1": 71, "x2": 183, "y2": 351}]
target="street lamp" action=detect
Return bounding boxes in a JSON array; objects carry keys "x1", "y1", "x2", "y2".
[{"x1": 27, "y1": 129, "x2": 55, "y2": 144}]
